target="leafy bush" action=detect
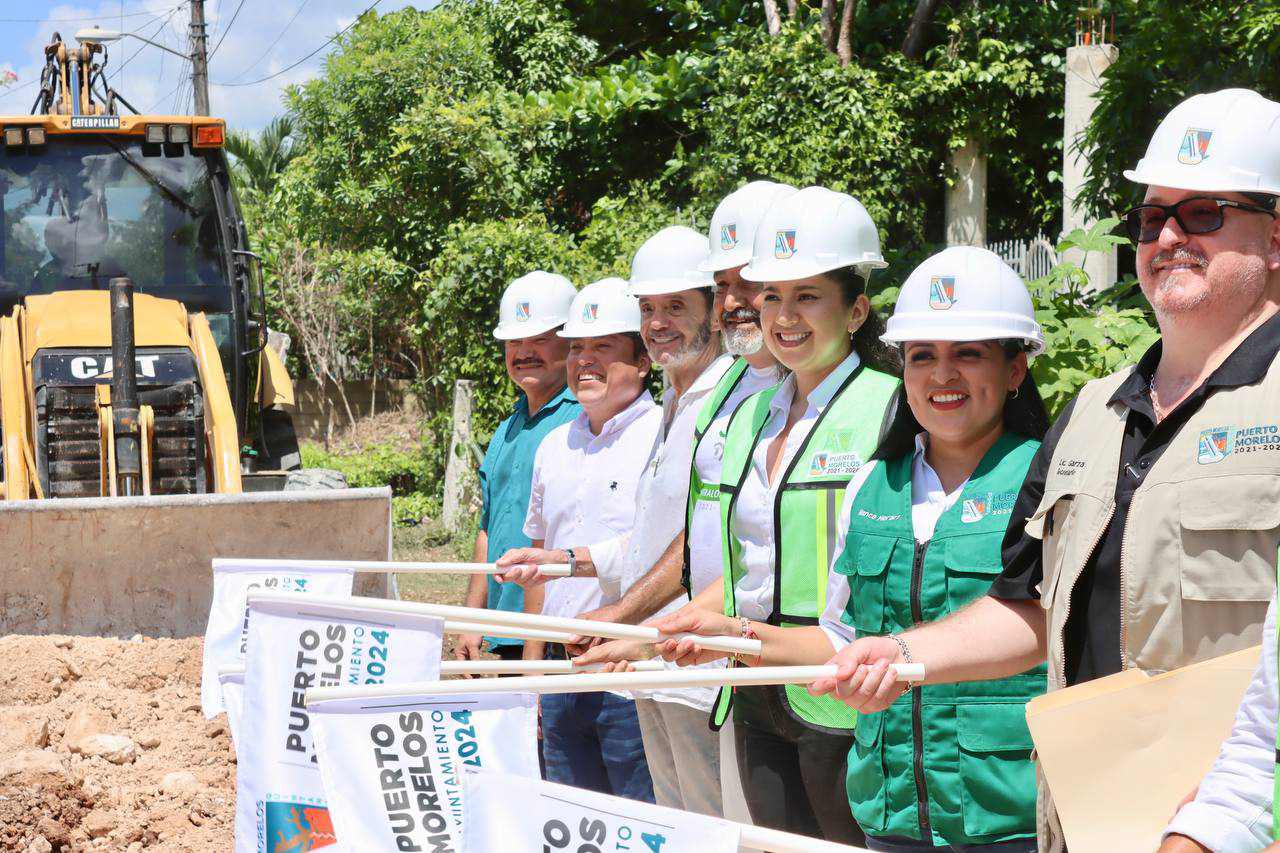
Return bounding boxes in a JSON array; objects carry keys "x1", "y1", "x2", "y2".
[
  {"x1": 301, "y1": 442, "x2": 441, "y2": 524},
  {"x1": 1028, "y1": 219, "x2": 1157, "y2": 417}
]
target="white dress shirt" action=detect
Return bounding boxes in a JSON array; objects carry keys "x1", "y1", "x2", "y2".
[
  {"x1": 588, "y1": 354, "x2": 737, "y2": 712},
  {"x1": 730, "y1": 351, "x2": 862, "y2": 622},
  {"x1": 1163, "y1": 597, "x2": 1275, "y2": 851},
  {"x1": 819, "y1": 434, "x2": 967, "y2": 651},
  {"x1": 688, "y1": 363, "x2": 783, "y2": 596},
  {"x1": 524, "y1": 391, "x2": 662, "y2": 620}
]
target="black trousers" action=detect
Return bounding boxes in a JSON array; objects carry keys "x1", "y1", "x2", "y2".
[{"x1": 733, "y1": 685, "x2": 866, "y2": 846}]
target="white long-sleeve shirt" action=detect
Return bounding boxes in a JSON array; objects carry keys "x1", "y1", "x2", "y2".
[
  {"x1": 523, "y1": 391, "x2": 662, "y2": 620},
  {"x1": 587, "y1": 354, "x2": 734, "y2": 711},
  {"x1": 1163, "y1": 598, "x2": 1275, "y2": 852},
  {"x1": 818, "y1": 434, "x2": 967, "y2": 650},
  {"x1": 730, "y1": 351, "x2": 861, "y2": 622}
]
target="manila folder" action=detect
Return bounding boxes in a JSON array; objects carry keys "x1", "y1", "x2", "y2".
[{"x1": 1026, "y1": 646, "x2": 1261, "y2": 851}]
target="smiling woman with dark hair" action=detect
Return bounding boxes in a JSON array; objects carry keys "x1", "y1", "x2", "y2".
[{"x1": 657, "y1": 245, "x2": 1049, "y2": 851}]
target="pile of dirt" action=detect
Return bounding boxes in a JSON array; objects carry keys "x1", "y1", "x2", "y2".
[
  {"x1": 0, "y1": 635, "x2": 234, "y2": 852},
  {"x1": 327, "y1": 407, "x2": 428, "y2": 456}
]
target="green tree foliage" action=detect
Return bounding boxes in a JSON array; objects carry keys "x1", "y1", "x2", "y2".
[
  {"x1": 225, "y1": 116, "x2": 298, "y2": 203},
  {"x1": 1081, "y1": 1, "x2": 1280, "y2": 216},
  {"x1": 253, "y1": 0, "x2": 1167, "y2": 500}
]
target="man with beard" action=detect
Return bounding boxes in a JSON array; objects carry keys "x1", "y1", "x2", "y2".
[
  {"x1": 815, "y1": 88, "x2": 1280, "y2": 852},
  {"x1": 457, "y1": 271, "x2": 580, "y2": 667}
]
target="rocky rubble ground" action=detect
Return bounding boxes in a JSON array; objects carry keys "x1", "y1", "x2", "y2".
[{"x1": 0, "y1": 634, "x2": 235, "y2": 851}]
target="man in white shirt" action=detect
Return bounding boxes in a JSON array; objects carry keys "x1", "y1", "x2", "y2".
[
  {"x1": 1160, "y1": 596, "x2": 1276, "y2": 852},
  {"x1": 503, "y1": 226, "x2": 733, "y2": 814},
  {"x1": 499, "y1": 278, "x2": 661, "y2": 802}
]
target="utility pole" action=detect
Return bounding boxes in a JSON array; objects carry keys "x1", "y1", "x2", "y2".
[{"x1": 189, "y1": 0, "x2": 210, "y2": 115}]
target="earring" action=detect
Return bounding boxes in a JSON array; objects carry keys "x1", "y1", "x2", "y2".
[{"x1": 1009, "y1": 387, "x2": 1020, "y2": 399}]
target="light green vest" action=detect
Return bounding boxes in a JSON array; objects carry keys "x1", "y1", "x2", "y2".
[
  {"x1": 681, "y1": 358, "x2": 751, "y2": 596},
  {"x1": 712, "y1": 362, "x2": 899, "y2": 731},
  {"x1": 838, "y1": 432, "x2": 1044, "y2": 845}
]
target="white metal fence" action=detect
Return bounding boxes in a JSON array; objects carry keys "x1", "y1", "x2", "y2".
[{"x1": 987, "y1": 234, "x2": 1060, "y2": 281}]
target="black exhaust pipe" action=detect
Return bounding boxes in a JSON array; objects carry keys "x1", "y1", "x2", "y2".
[{"x1": 109, "y1": 277, "x2": 141, "y2": 496}]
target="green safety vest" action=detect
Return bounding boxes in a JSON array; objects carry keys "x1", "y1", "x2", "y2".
[
  {"x1": 838, "y1": 432, "x2": 1045, "y2": 846},
  {"x1": 712, "y1": 362, "x2": 900, "y2": 732},
  {"x1": 681, "y1": 358, "x2": 752, "y2": 596}
]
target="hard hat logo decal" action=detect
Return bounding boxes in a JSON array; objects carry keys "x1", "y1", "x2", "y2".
[
  {"x1": 583, "y1": 303, "x2": 599, "y2": 323},
  {"x1": 928, "y1": 276, "x2": 957, "y2": 310},
  {"x1": 515, "y1": 301, "x2": 531, "y2": 322},
  {"x1": 720, "y1": 224, "x2": 737, "y2": 250},
  {"x1": 1177, "y1": 128, "x2": 1213, "y2": 165},
  {"x1": 774, "y1": 229, "x2": 797, "y2": 259}
]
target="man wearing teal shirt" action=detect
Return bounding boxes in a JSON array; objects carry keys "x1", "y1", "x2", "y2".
[{"x1": 457, "y1": 272, "x2": 581, "y2": 663}]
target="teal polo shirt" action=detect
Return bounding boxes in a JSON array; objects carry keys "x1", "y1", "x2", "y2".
[{"x1": 478, "y1": 384, "x2": 580, "y2": 647}]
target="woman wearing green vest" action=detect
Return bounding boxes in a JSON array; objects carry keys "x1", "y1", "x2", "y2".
[
  {"x1": 658, "y1": 246, "x2": 1050, "y2": 851},
  {"x1": 664, "y1": 186, "x2": 902, "y2": 843}
]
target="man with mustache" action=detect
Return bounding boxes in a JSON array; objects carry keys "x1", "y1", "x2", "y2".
[
  {"x1": 457, "y1": 271, "x2": 581, "y2": 667},
  {"x1": 501, "y1": 277, "x2": 660, "y2": 801},
  {"x1": 819, "y1": 88, "x2": 1280, "y2": 852}
]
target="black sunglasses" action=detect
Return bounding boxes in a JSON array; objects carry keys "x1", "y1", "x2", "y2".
[{"x1": 1123, "y1": 196, "x2": 1278, "y2": 244}]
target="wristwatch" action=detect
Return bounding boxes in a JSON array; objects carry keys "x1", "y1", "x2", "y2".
[{"x1": 564, "y1": 547, "x2": 577, "y2": 576}]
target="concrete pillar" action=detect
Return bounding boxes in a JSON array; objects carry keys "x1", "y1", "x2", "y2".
[
  {"x1": 945, "y1": 139, "x2": 987, "y2": 247},
  {"x1": 1063, "y1": 43, "x2": 1119, "y2": 289},
  {"x1": 442, "y1": 379, "x2": 476, "y2": 532}
]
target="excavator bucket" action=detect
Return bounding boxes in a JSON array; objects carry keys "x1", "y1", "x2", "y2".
[{"x1": 0, "y1": 487, "x2": 393, "y2": 637}]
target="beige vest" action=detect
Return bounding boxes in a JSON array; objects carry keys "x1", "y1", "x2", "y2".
[{"x1": 1028, "y1": 355, "x2": 1280, "y2": 849}]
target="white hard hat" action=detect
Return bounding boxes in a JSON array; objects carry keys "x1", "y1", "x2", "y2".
[
  {"x1": 741, "y1": 186, "x2": 886, "y2": 282},
  {"x1": 1124, "y1": 88, "x2": 1280, "y2": 196},
  {"x1": 628, "y1": 226, "x2": 714, "y2": 296},
  {"x1": 881, "y1": 246, "x2": 1044, "y2": 357},
  {"x1": 700, "y1": 181, "x2": 798, "y2": 272},
  {"x1": 559, "y1": 277, "x2": 642, "y2": 338},
  {"x1": 493, "y1": 271, "x2": 578, "y2": 340}
]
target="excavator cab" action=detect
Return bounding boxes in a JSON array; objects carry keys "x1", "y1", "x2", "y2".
[
  {"x1": 0, "y1": 32, "x2": 296, "y2": 498},
  {"x1": 0, "y1": 33, "x2": 391, "y2": 637}
]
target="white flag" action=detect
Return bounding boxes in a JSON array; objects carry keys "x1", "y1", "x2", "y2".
[
  {"x1": 218, "y1": 664, "x2": 246, "y2": 751},
  {"x1": 201, "y1": 558, "x2": 355, "y2": 717},
  {"x1": 462, "y1": 771, "x2": 740, "y2": 853},
  {"x1": 235, "y1": 595, "x2": 444, "y2": 853},
  {"x1": 310, "y1": 692, "x2": 538, "y2": 852}
]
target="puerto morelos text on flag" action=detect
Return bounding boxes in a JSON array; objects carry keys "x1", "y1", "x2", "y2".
[
  {"x1": 309, "y1": 692, "x2": 539, "y2": 851},
  {"x1": 201, "y1": 559, "x2": 355, "y2": 718},
  {"x1": 234, "y1": 595, "x2": 445, "y2": 853}
]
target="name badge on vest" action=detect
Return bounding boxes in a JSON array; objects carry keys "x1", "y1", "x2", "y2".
[
  {"x1": 809, "y1": 450, "x2": 863, "y2": 477},
  {"x1": 1196, "y1": 423, "x2": 1280, "y2": 464},
  {"x1": 960, "y1": 490, "x2": 1018, "y2": 523}
]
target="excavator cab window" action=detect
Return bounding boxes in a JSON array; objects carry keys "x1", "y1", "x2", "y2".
[{"x1": 0, "y1": 136, "x2": 233, "y2": 320}]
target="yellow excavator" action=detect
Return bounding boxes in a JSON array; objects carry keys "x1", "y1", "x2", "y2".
[{"x1": 0, "y1": 34, "x2": 390, "y2": 637}]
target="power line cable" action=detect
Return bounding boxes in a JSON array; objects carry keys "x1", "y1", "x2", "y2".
[
  {"x1": 109, "y1": 3, "x2": 188, "y2": 83},
  {"x1": 212, "y1": 0, "x2": 383, "y2": 87},
  {"x1": 207, "y1": 0, "x2": 247, "y2": 61},
  {"x1": 227, "y1": 0, "x2": 310, "y2": 82},
  {"x1": 0, "y1": 6, "x2": 173, "y2": 23}
]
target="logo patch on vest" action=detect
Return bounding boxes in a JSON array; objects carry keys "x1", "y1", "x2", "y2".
[
  {"x1": 960, "y1": 491, "x2": 1016, "y2": 523},
  {"x1": 1197, "y1": 423, "x2": 1280, "y2": 464},
  {"x1": 1197, "y1": 426, "x2": 1234, "y2": 464},
  {"x1": 1177, "y1": 128, "x2": 1213, "y2": 165},
  {"x1": 720, "y1": 223, "x2": 737, "y2": 250},
  {"x1": 809, "y1": 450, "x2": 862, "y2": 477},
  {"x1": 928, "y1": 276, "x2": 957, "y2": 310}
]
